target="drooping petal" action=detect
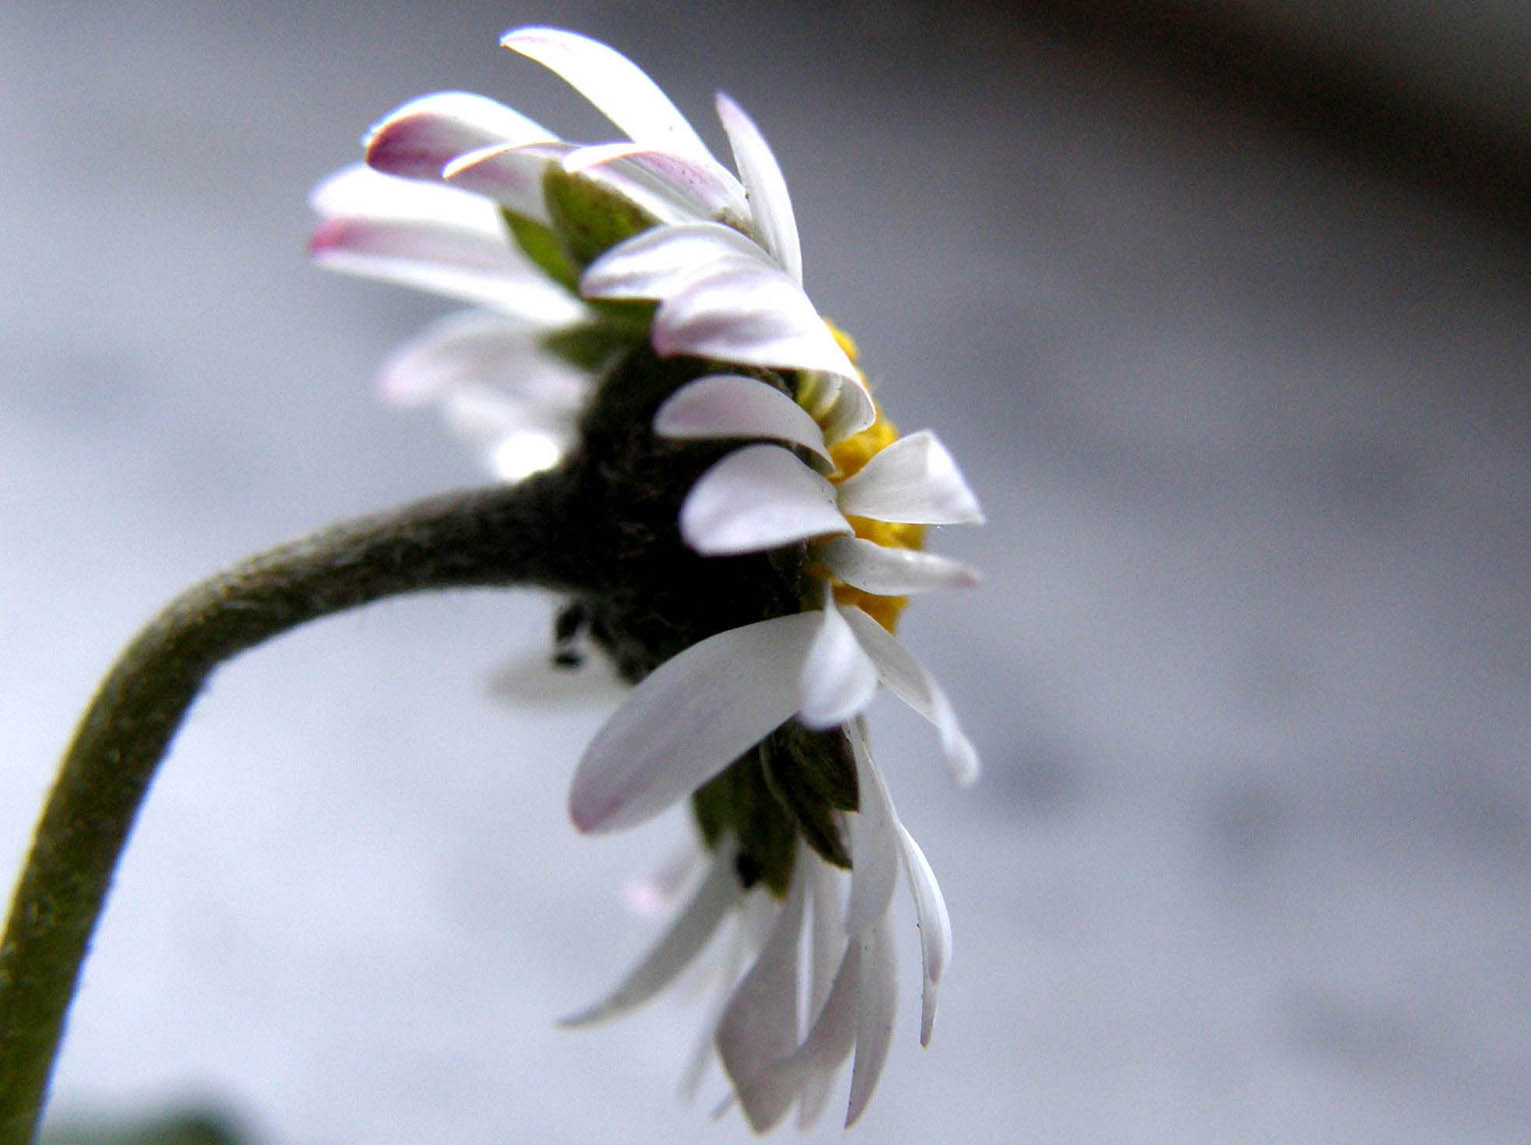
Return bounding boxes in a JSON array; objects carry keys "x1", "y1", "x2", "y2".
[
  {"x1": 309, "y1": 216, "x2": 583, "y2": 320},
  {"x1": 737, "y1": 926, "x2": 860, "y2": 1128},
  {"x1": 798, "y1": 860, "x2": 848, "y2": 1127},
  {"x1": 844, "y1": 723, "x2": 900, "y2": 935},
  {"x1": 562, "y1": 142, "x2": 749, "y2": 225},
  {"x1": 716, "y1": 873, "x2": 805, "y2": 1132},
  {"x1": 581, "y1": 221, "x2": 771, "y2": 300},
  {"x1": 652, "y1": 263, "x2": 864, "y2": 391},
  {"x1": 569, "y1": 612, "x2": 822, "y2": 832},
  {"x1": 310, "y1": 163, "x2": 504, "y2": 232},
  {"x1": 375, "y1": 309, "x2": 590, "y2": 406},
  {"x1": 841, "y1": 607, "x2": 981, "y2": 785},
  {"x1": 845, "y1": 917, "x2": 897, "y2": 1128},
  {"x1": 834, "y1": 429, "x2": 986, "y2": 525},
  {"x1": 502, "y1": 26, "x2": 715, "y2": 167},
  {"x1": 817, "y1": 535, "x2": 981, "y2": 595},
  {"x1": 715, "y1": 92, "x2": 802, "y2": 284},
  {"x1": 443, "y1": 141, "x2": 563, "y2": 224},
  {"x1": 559, "y1": 841, "x2": 738, "y2": 1026},
  {"x1": 894, "y1": 822, "x2": 951, "y2": 1046},
  {"x1": 438, "y1": 386, "x2": 576, "y2": 482},
  {"x1": 798, "y1": 596, "x2": 880, "y2": 730},
  {"x1": 624, "y1": 844, "x2": 706, "y2": 918},
  {"x1": 365, "y1": 90, "x2": 556, "y2": 181},
  {"x1": 654, "y1": 374, "x2": 832, "y2": 466},
  {"x1": 679, "y1": 444, "x2": 850, "y2": 556},
  {"x1": 679, "y1": 907, "x2": 753, "y2": 1099}
]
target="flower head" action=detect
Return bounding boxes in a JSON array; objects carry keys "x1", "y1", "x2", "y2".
[{"x1": 312, "y1": 26, "x2": 983, "y2": 1130}]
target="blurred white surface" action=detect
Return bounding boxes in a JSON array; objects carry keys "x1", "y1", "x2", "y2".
[{"x1": 3, "y1": 2, "x2": 1528, "y2": 1143}]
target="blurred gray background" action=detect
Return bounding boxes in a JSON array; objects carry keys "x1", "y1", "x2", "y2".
[{"x1": 3, "y1": 1, "x2": 1528, "y2": 1142}]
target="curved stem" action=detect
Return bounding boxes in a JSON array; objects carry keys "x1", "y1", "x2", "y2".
[{"x1": 0, "y1": 474, "x2": 588, "y2": 1145}]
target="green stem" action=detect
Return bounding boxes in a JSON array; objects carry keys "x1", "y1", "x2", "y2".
[{"x1": 0, "y1": 475, "x2": 588, "y2": 1145}]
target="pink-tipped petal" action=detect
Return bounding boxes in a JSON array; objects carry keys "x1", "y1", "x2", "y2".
[
  {"x1": 679, "y1": 445, "x2": 851, "y2": 556},
  {"x1": 560, "y1": 841, "x2": 737, "y2": 1026},
  {"x1": 582, "y1": 221, "x2": 770, "y2": 300},
  {"x1": 654, "y1": 375, "x2": 832, "y2": 466},
  {"x1": 562, "y1": 143, "x2": 748, "y2": 224},
  {"x1": 895, "y1": 822, "x2": 951, "y2": 1046},
  {"x1": 716, "y1": 874, "x2": 805, "y2": 1132},
  {"x1": 366, "y1": 91, "x2": 556, "y2": 181},
  {"x1": 817, "y1": 535, "x2": 981, "y2": 595},
  {"x1": 569, "y1": 612, "x2": 822, "y2": 833},
  {"x1": 502, "y1": 26, "x2": 715, "y2": 166},
  {"x1": 835, "y1": 429, "x2": 986, "y2": 525},
  {"x1": 309, "y1": 217, "x2": 580, "y2": 319},
  {"x1": 844, "y1": 917, "x2": 897, "y2": 1128},
  {"x1": 841, "y1": 607, "x2": 981, "y2": 785},
  {"x1": 310, "y1": 164, "x2": 502, "y2": 232},
  {"x1": 443, "y1": 141, "x2": 563, "y2": 224},
  {"x1": 798, "y1": 597, "x2": 880, "y2": 730},
  {"x1": 715, "y1": 92, "x2": 802, "y2": 284}
]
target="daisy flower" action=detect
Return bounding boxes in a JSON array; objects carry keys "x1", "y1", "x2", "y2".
[{"x1": 311, "y1": 26, "x2": 984, "y2": 1131}]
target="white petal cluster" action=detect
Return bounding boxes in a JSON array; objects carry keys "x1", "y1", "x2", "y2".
[{"x1": 311, "y1": 25, "x2": 985, "y2": 1130}]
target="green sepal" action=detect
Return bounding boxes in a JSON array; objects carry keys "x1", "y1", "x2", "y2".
[
  {"x1": 692, "y1": 749, "x2": 798, "y2": 896},
  {"x1": 501, "y1": 207, "x2": 582, "y2": 292},
  {"x1": 544, "y1": 165, "x2": 658, "y2": 267},
  {"x1": 539, "y1": 322, "x2": 633, "y2": 372},
  {"x1": 761, "y1": 720, "x2": 858, "y2": 869},
  {"x1": 539, "y1": 304, "x2": 656, "y2": 372}
]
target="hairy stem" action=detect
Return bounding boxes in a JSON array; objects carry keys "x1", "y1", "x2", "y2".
[{"x1": 0, "y1": 474, "x2": 587, "y2": 1145}]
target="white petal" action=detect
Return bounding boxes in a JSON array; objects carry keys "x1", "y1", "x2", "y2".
[
  {"x1": 815, "y1": 375, "x2": 878, "y2": 445},
  {"x1": 817, "y1": 535, "x2": 981, "y2": 595},
  {"x1": 441, "y1": 390, "x2": 574, "y2": 482},
  {"x1": 309, "y1": 217, "x2": 583, "y2": 319},
  {"x1": 653, "y1": 264, "x2": 863, "y2": 389},
  {"x1": 895, "y1": 822, "x2": 951, "y2": 1046},
  {"x1": 376, "y1": 310, "x2": 589, "y2": 407},
  {"x1": 654, "y1": 374, "x2": 831, "y2": 466},
  {"x1": 844, "y1": 723, "x2": 900, "y2": 934},
  {"x1": 581, "y1": 221, "x2": 771, "y2": 301},
  {"x1": 569, "y1": 612, "x2": 822, "y2": 832},
  {"x1": 738, "y1": 929, "x2": 860, "y2": 1128},
  {"x1": 624, "y1": 843, "x2": 706, "y2": 918},
  {"x1": 798, "y1": 861, "x2": 847, "y2": 1126},
  {"x1": 559, "y1": 841, "x2": 737, "y2": 1026},
  {"x1": 841, "y1": 607, "x2": 981, "y2": 785},
  {"x1": 845, "y1": 917, "x2": 897, "y2": 1128},
  {"x1": 679, "y1": 912, "x2": 752, "y2": 1099},
  {"x1": 717, "y1": 874, "x2": 805, "y2": 1132},
  {"x1": 365, "y1": 90, "x2": 556, "y2": 181},
  {"x1": 562, "y1": 143, "x2": 749, "y2": 225},
  {"x1": 715, "y1": 92, "x2": 802, "y2": 284},
  {"x1": 835, "y1": 430, "x2": 986, "y2": 525},
  {"x1": 798, "y1": 596, "x2": 880, "y2": 730},
  {"x1": 807, "y1": 860, "x2": 844, "y2": 1013},
  {"x1": 680, "y1": 444, "x2": 851, "y2": 556},
  {"x1": 443, "y1": 141, "x2": 561, "y2": 224},
  {"x1": 310, "y1": 163, "x2": 503, "y2": 233},
  {"x1": 502, "y1": 26, "x2": 715, "y2": 166}
]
